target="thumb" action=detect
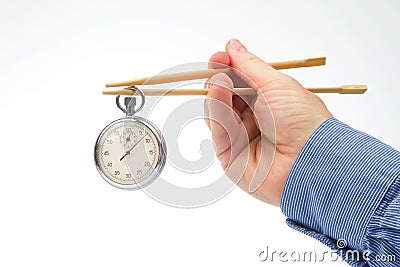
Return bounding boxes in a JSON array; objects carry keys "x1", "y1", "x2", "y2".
[{"x1": 225, "y1": 39, "x2": 293, "y2": 93}]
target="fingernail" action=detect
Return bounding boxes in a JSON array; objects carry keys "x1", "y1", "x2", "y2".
[
  {"x1": 209, "y1": 73, "x2": 231, "y2": 90},
  {"x1": 211, "y1": 78, "x2": 230, "y2": 90},
  {"x1": 229, "y1": 38, "x2": 247, "y2": 53}
]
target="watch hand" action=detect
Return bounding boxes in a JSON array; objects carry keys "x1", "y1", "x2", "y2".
[
  {"x1": 125, "y1": 130, "x2": 134, "y2": 143},
  {"x1": 121, "y1": 129, "x2": 133, "y2": 144},
  {"x1": 119, "y1": 133, "x2": 148, "y2": 161}
]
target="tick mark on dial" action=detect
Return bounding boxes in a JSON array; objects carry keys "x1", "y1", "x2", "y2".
[{"x1": 119, "y1": 133, "x2": 148, "y2": 161}]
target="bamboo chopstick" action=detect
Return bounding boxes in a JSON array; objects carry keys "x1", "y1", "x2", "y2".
[
  {"x1": 105, "y1": 57, "x2": 326, "y2": 87},
  {"x1": 102, "y1": 85, "x2": 367, "y2": 96}
]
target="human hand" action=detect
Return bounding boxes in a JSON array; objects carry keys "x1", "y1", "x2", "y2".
[{"x1": 204, "y1": 39, "x2": 332, "y2": 206}]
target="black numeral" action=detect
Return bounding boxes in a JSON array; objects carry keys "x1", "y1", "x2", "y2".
[
  {"x1": 106, "y1": 140, "x2": 113, "y2": 144},
  {"x1": 107, "y1": 162, "x2": 112, "y2": 167},
  {"x1": 104, "y1": 151, "x2": 110, "y2": 156},
  {"x1": 144, "y1": 161, "x2": 151, "y2": 167},
  {"x1": 114, "y1": 170, "x2": 120, "y2": 175}
]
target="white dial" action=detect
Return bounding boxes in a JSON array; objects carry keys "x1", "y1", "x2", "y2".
[{"x1": 95, "y1": 117, "x2": 166, "y2": 190}]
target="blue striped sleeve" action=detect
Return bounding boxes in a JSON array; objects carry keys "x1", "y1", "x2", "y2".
[{"x1": 280, "y1": 118, "x2": 400, "y2": 266}]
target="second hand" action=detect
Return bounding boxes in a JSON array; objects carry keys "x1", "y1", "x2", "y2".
[{"x1": 120, "y1": 133, "x2": 148, "y2": 161}]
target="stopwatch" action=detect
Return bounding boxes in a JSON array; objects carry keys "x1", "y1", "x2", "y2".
[{"x1": 94, "y1": 86, "x2": 167, "y2": 190}]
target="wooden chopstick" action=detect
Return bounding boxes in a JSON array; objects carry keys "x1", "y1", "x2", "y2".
[
  {"x1": 105, "y1": 57, "x2": 326, "y2": 87},
  {"x1": 102, "y1": 85, "x2": 367, "y2": 96}
]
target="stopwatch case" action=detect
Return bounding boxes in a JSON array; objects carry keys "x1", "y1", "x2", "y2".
[{"x1": 94, "y1": 116, "x2": 167, "y2": 190}]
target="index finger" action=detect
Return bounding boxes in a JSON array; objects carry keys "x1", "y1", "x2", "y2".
[{"x1": 208, "y1": 51, "x2": 231, "y2": 69}]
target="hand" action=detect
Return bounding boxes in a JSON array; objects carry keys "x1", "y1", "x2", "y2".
[
  {"x1": 204, "y1": 39, "x2": 332, "y2": 206},
  {"x1": 119, "y1": 133, "x2": 148, "y2": 161}
]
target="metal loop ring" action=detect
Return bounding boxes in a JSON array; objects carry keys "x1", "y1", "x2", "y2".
[{"x1": 116, "y1": 86, "x2": 145, "y2": 115}]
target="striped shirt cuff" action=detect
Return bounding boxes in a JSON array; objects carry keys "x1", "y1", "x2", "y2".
[{"x1": 280, "y1": 118, "x2": 400, "y2": 251}]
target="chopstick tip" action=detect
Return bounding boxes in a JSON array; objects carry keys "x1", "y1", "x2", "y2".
[
  {"x1": 340, "y1": 85, "x2": 368, "y2": 94},
  {"x1": 305, "y1": 57, "x2": 326, "y2": 67}
]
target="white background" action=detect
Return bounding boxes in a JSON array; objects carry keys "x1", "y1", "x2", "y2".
[{"x1": 1, "y1": 0, "x2": 399, "y2": 266}]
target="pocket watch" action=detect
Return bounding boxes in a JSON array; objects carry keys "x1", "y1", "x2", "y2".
[{"x1": 94, "y1": 86, "x2": 167, "y2": 190}]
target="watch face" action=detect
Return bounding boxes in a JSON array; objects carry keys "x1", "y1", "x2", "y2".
[{"x1": 95, "y1": 117, "x2": 166, "y2": 190}]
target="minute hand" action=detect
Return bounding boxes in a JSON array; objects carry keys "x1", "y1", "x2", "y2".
[{"x1": 119, "y1": 133, "x2": 148, "y2": 161}]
